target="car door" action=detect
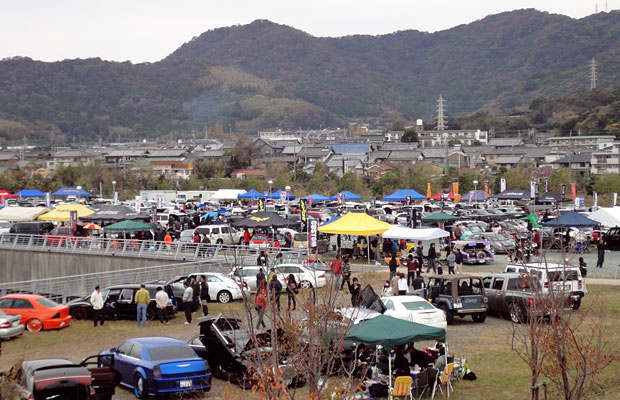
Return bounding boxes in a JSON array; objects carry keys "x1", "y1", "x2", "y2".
[
  {"x1": 116, "y1": 289, "x2": 135, "y2": 319},
  {"x1": 486, "y1": 277, "x2": 505, "y2": 311},
  {"x1": 113, "y1": 342, "x2": 135, "y2": 384},
  {"x1": 0, "y1": 298, "x2": 18, "y2": 320},
  {"x1": 382, "y1": 299, "x2": 396, "y2": 318},
  {"x1": 239, "y1": 268, "x2": 258, "y2": 292},
  {"x1": 205, "y1": 275, "x2": 223, "y2": 300},
  {"x1": 8, "y1": 298, "x2": 35, "y2": 325}
]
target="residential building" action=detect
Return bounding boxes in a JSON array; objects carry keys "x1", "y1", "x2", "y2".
[
  {"x1": 550, "y1": 153, "x2": 592, "y2": 176},
  {"x1": 591, "y1": 144, "x2": 620, "y2": 175},
  {"x1": 545, "y1": 135, "x2": 614, "y2": 148},
  {"x1": 418, "y1": 129, "x2": 489, "y2": 146}
]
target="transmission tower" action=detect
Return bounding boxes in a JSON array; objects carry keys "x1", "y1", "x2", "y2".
[
  {"x1": 436, "y1": 94, "x2": 447, "y2": 131},
  {"x1": 590, "y1": 57, "x2": 598, "y2": 90}
]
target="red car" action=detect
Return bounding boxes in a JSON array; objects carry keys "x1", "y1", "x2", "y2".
[
  {"x1": 0, "y1": 294, "x2": 72, "y2": 332},
  {"x1": 45, "y1": 226, "x2": 78, "y2": 246}
]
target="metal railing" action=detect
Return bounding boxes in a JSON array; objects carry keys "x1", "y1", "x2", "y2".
[{"x1": 0, "y1": 260, "x2": 225, "y2": 304}]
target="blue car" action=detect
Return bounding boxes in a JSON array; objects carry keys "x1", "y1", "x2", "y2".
[{"x1": 100, "y1": 336, "x2": 211, "y2": 398}]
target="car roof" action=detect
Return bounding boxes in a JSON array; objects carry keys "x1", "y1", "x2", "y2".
[
  {"x1": 484, "y1": 272, "x2": 522, "y2": 278},
  {"x1": 428, "y1": 274, "x2": 481, "y2": 281},
  {"x1": 382, "y1": 295, "x2": 428, "y2": 302},
  {"x1": 23, "y1": 359, "x2": 73, "y2": 371},
  {"x1": 105, "y1": 284, "x2": 159, "y2": 290},
  {"x1": 0, "y1": 293, "x2": 44, "y2": 300},
  {"x1": 508, "y1": 263, "x2": 579, "y2": 270},
  {"x1": 126, "y1": 336, "x2": 186, "y2": 348}
]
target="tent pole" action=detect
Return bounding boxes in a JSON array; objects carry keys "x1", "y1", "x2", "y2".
[
  {"x1": 367, "y1": 235, "x2": 370, "y2": 268},
  {"x1": 446, "y1": 344, "x2": 450, "y2": 398},
  {"x1": 389, "y1": 350, "x2": 392, "y2": 389}
]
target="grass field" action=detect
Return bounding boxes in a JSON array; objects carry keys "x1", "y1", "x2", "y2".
[{"x1": 2, "y1": 269, "x2": 620, "y2": 399}]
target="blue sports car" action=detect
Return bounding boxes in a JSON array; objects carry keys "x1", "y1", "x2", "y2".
[{"x1": 100, "y1": 336, "x2": 211, "y2": 398}]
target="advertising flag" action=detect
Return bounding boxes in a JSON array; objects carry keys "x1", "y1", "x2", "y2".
[
  {"x1": 500, "y1": 178, "x2": 506, "y2": 193},
  {"x1": 593, "y1": 191, "x2": 598, "y2": 209},
  {"x1": 258, "y1": 197, "x2": 265, "y2": 212},
  {"x1": 45, "y1": 192, "x2": 51, "y2": 208},
  {"x1": 485, "y1": 184, "x2": 489, "y2": 198},
  {"x1": 452, "y1": 182, "x2": 459, "y2": 197},
  {"x1": 571, "y1": 183, "x2": 577, "y2": 200},
  {"x1": 530, "y1": 181, "x2": 536, "y2": 200},
  {"x1": 614, "y1": 192, "x2": 618, "y2": 206},
  {"x1": 427, "y1": 183, "x2": 431, "y2": 199},
  {"x1": 135, "y1": 196, "x2": 141, "y2": 213}
]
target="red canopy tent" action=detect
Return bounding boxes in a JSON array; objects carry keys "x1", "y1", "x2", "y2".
[
  {"x1": 0, "y1": 190, "x2": 18, "y2": 198},
  {"x1": 431, "y1": 191, "x2": 454, "y2": 200}
]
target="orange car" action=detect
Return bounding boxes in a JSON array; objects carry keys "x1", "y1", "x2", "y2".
[{"x1": 0, "y1": 294, "x2": 72, "y2": 332}]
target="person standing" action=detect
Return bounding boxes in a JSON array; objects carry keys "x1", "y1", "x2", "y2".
[
  {"x1": 412, "y1": 271, "x2": 425, "y2": 290},
  {"x1": 455, "y1": 248, "x2": 463, "y2": 274},
  {"x1": 199, "y1": 275, "x2": 209, "y2": 316},
  {"x1": 340, "y1": 255, "x2": 352, "y2": 291},
  {"x1": 255, "y1": 291, "x2": 267, "y2": 329},
  {"x1": 274, "y1": 252, "x2": 283, "y2": 266},
  {"x1": 415, "y1": 241, "x2": 424, "y2": 271},
  {"x1": 578, "y1": 257, "x2": 588, "y2": 277},
  {"x1": 182, "y1": 282, "x2": 193, "y2": 324},
  {"x1": 397, "y1": 273, "x2": 408, "y2": 295},
  {"x1": 406, "y1": 254, "x2": 418, "y2": 287},
  {"x1": 243, "y1": 228, "x2": 251, "y2": 247},
  {"x1": 597, "y1": 239, "x2": 605, "y2": 268},
  {"x1": 389, "y1": 256, "x2": 398, "y2": 282},
  {"x1": 447, "y1": 250, "x2": 456, "y2": 274},
  {"x1": 90, "y1": 285, "x2": 104, "y2": 327},
  {"x1": 134, "y1": 284, "x2": 150, "y2": 327},
  {"x1": 348, "y1": 277, "x2": 361, "y2": 307},
  {"x1": 286, "y1": 274, "x2": 298, "y2": 311},
  {"x1": 330, "y1": 254, "x2": 343, "y2": 291},
  {"x1": 155, "y1": 286, "x2": 170, "y2": 324},
  {"x1": 269, "y1": 273, "x2": 282, "y2": 310},
  {"x1": 391, "y1": 271, "x2": 400, "y2": 296},
  {"x1": 164, "y1": 231, "x2": 173, "y2": 250},
  {"x1": 190, "y1": 277, "x2": 200, "y2": 312},
  {"x1": 426, "y1": 243, "x2": 437, "y2": 273},
  {"x1": 256, "y1": 268, "x2": 267, "y2": 294},
  {"x1": 257, "y1": 250, "x2": 268, "y2": 267}
]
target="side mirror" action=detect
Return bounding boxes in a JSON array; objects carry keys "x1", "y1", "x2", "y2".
[
  {"x1": 226, "y1": 343, "x2": 236, "y2": 349},
  {"x1": 112, "y1": 348, "x2": 119, "y2": 353}
]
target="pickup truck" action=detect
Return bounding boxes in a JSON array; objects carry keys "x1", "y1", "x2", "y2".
[{"x1": 483, "y1": 272, "x2": 574, "y2": 323}]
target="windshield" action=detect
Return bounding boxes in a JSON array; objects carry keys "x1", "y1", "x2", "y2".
[
  {"x1": 36, "y1": 298, "x2": 59, "y2": 308},
  {"x1": 147, "y1": 345, "x2": 197, "y2": 361},
  {"x1": 402, "y1": 301, "x2": 435, "y2": 311}
]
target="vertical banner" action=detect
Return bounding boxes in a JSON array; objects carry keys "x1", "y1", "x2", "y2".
[
  {"x1": 18, "y1": 191, "x2": 22, "y2": 201},
  {"x1": 300, "y1": 198, "x2": 308, "y2": 231},
  {"x1": 69, "y1": 210, "x2": 78, "y2": 234},
  {"x1": 593, "y1": 191, "x2": 598, "y2": 209},
  {"x1": 561, "y1": 184, "x2": 567, "y2": 200},
  {"x1": 0, "y1": 197, "x2": 4, "y2": 207},
  {"x1": 280, "y1": 191, "x2": 286, "y2": 205},
  {"x1": 151, "y1": 206, "x2": 158, "y2": 224},
  {"x1": 341, "y1": 193, "x2": 346, "y2": 203},
  {"x1": 530, "y1": 181, "x2": 536, "y2": 200},
  {"x1": 484, "y1": 184, "x2": 489, "y2": 199},
  {"x1": 427, "y1": 183, "x2": 431, "y2": 198},
  {"x1": 500, "y1": 178, "x2": 506, "y2": 193},
  {"x1": 337, "y1": 193, "x2": 342, "y2": 205},
  {"x1": 614, "y1": 192, "x2": 618, "y2": 206},
  {"x1": 258, "y1": 197, "x2": 265, "y2": 212},
  {"x1": 370, "y1": 197, "x2": 376, "y2": 209},
  {"x1": 157, "y1": 197, "x2": 163, "y2": 208},
  {"x1": 409, "y1": 207, "x2": 415, "y2": 228},
  {"x1": 309, "y1": 196, "x2": 313, "y2": 208},
  {"x1": 570, "y1": 183, "x2": 577, "y2": 200},
  {"x1": 308, "y1": 219, "x2": 318, "y2": 248},
  {"x1": 454, "y1": 194, "x2": 461, "y2": 203},
  {"x1": 113, "y1": 192, "x2": 119, "y2": 205},
  {"x1": 544, "y1": 179, "x2": 548, "y2": 193},
  {"x1": 45, "y1": 192, "x2": 51, "y2": 208},
  {"x1": 135, "y1": 195, "x2": 141, "y2": 213},
  {"x1": 452, "y1": 182, "x2": 459, "y2": 198}
]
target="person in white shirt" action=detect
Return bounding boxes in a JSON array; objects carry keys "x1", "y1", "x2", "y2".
[
  {"x1": 182, "y1": 282, "x2": 193, "y2": 324},
  {"x1": 90, "y1": 285, "x2": 104, "y2": 327},
  {"x1": 397, "y1": 273, "x2": 409, "y2": 295},
  {"x1": 155, "y1": 287, "x2": 170, "y2": 324}
]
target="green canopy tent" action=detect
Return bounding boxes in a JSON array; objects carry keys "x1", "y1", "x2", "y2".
[
  {"x1": 421, "y1": 212, "x2": 460, "y2": 224},
  {"x1": 345, "y1": 314, "x2": 446, "y2": 389},
  {"x1": 525, "y1": 213, "x2": 542, "y2": 228},
  {"x1": 103, "y1": 220, "x2": 153, "y2": 232}
]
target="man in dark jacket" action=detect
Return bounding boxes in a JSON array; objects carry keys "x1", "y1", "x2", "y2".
[
  {"x1": 348, "y1": 277, "x2": 361, "y2": 307},
  {"x1": 256, "y1": 268, "x2": 266, "y2": 293},
  {"x1": 415, "y1": 241, "x2": 424, "y2": 271},
  {"x1": 389, "y1": 257, "x2": 398, "y2": 282},
  {"x1": 596, "y1": 239, "x2": 605, "y2": 268},
  {"x1": 426, "y1": 243, "x2": 437, "y2": 273},
  {"x1": 268, "y1": 274, "x2": 282, "y2": 310}
]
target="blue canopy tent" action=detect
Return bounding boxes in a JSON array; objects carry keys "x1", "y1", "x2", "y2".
[
  {"x1": 237, "y1": 189, "x2": 266, "y2": 200},
  {"x1": 319, "y1": 215, "x2": 341, "y2": 227},
  {"x1": 542, "y1": 210, "x2": 600, "y2": 227},
  {"x1": 201, "y1": 208, "x2": 231, "y2": 220},
  {"x1": 14, "y1": 189, "x2": 45, "y2": 198},
  {"x1": 382, "y1": 189, "x2": 426, "y2": 202},
  {"x1": 303, "y1": 193, "x2": 330, "y2": 202},
  {"x1": 464, "y1": 190, "x2": 487, "y2": 202},
  {"x1": 329, "y1": 191, "x2": 363, "y2": 201},
  {"x1": 269, "y1": 189, "x2": 296, "y2": 200},
  {"x1": 52, "y1": 187, "x2": 91, "y2": 197}
]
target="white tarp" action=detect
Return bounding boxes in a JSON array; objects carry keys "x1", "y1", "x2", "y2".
[
  {"x1": 0, "y1": 206, "x2": 51, "y2": 222},
  {"x1": 210, "y1": 189, "x2": 247, "y2": 201},
  {"x1": 381, "y1": 226, "x2": 450, "y2": 240},
  {"x1": 589, "y1": 207, "x2": 620, "y2": 228}
]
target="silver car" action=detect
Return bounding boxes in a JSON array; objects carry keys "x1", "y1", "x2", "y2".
[{"x1": 0, "y1": 310, "x2": 24, "y2": 339}]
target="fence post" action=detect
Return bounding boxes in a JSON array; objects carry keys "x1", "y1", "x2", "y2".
[
  {"x1": 62, "y1": 281, "x2": 70, "y2": 304},
  {"x1": 175, "y1": 242, "x2": 182, "y2": 259}
]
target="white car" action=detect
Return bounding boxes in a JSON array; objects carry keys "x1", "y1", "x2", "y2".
[
  {"x1": 381, "y1": 295, "x2": 447, "y2": 329},
  {"x1": 167, "y1": 272, "x2": 248, "y2": 304},
  {"x1": 0, "y1": 221, "x2": 12, "y2": 235},
  {"x1": 231, "y1": 264, "x2": 327, "y2": 293}
]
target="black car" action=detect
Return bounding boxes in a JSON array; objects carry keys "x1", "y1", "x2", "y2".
[
  {"x1": 66, "y1": 284, "x2": 176, "y2": 322},
  {"x1": 603, "y1": 227, "x2": 620, "y2": 250}
]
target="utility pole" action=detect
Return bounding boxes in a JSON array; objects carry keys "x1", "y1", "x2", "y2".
[
  {"x1": 590, "y1": 57, "x2": 598, "y2": 91},
  {"x1": 436, "y1": 95, "x2": 447, "y2": 131}
]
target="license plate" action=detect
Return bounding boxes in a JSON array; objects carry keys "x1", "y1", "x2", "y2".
[
  {"x1": 463, "y1": 298, "x2": 477, "y2": 304},
  {"x1": 179, "y1": 380, "x2": 192, "y2": 388}
]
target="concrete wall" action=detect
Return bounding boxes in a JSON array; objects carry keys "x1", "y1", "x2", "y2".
[{"x1": 0, "y1": 248, "x2": 190, "y2": 283}]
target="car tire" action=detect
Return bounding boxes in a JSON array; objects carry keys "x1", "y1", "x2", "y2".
[
  {"x1": 146, "y1": 307, "x2": 155, "y2": 321},
  {"x1": 476, "y1": 251, "x2": 486, "y2": 262},
  {"x1": 299, "y1": 280, "x2": 312, "y2": 289},
  {"x1": 216, "y1": 239, "x2": 223, "y2": 245},
  {"x1": 439, "y1": 304, "x2": 454, "y2": 325},
  {"x1": 72, "y1": 307, "x2": 88, "y2": 321},
  {"x1": 134, "y1": 373, "x2": 146, "y2": 399},
  {"x1": 26, "y1": 318, "x2": 43, "y2": 332},
  {"x1": 509, "y1": 303, "x2": 525, "y2": 324},
  {"x1": 571, "y1": 297, "x2": 582, "y2": 310},
  {"x1": 472, "y1": 312, "x2": 486, "y2": 323},
  {"x1": 217, "y1": 290, "x2": 232, "y2": 303}
]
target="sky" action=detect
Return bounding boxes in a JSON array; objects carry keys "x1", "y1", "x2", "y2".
[{"x1": 1, "y1": 0, "x2": 618, "y2": 63}]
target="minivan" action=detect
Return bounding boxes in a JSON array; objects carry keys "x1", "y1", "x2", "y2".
[
  {"x1": 9, "y1": 222, "x2": 55, "y2": 235},
  {"x1": 193, "y1": 225, "x2": 242, "y2": 245}
]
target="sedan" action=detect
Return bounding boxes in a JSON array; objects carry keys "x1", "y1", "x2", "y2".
[
  {"x1": 0, "y1": 294, "x2": 71, "y2": 332},
  {"x1": 231, "y1": 264, "x2": 326, "y2": 293},
  {"x1": 468, "y1": 233, "x2": 516, "y2": 254},
  {"x1": 0, "y1": 309, "x2": 24, "y2": 339},
  {"x1": 100, "y1": 337, "x2": 211, "y2": 399},
  {"x1": 165, "y1": 272, "x2": 247, "y2": 304},
  {"x1": 381, "y1": 295, "x2": 447, "y2": 329}
]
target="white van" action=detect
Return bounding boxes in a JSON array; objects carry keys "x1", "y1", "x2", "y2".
[{"x1": 193, "y1": 225, "x2": 242, "y2": 245}]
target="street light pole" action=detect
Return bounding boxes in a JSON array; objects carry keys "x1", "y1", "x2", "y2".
[
  {"x1": 472, "y1": 180, "x2": 478, "y2": 205},
  {"x1": 112, "y1": 180, "x2": 117, "y2": 205},
  {"x1": 268, "y1": 179, "x2": 273, "y2": 199},
  {"x1": 76, "y1": 186, "x2": 82, "y2": 203}
]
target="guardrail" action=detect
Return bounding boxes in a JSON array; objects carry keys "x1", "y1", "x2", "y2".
[{"x1": 0, "y1": 261, "x2": 225, "y2": 304}]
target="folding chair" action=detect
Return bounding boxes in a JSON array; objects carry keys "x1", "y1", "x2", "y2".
[
  {"x1": 389, "y1": 375, "x2": 413, "y2": 400},
  {"x1": 412, "y1": 368, "x2": 438, "y2": 400},
  {"x1": 432, "y1": 363, "x2": 454, "y2": 399}
]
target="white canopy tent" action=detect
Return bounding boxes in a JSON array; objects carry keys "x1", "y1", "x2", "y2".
[
  {"x1": 589, "y1": 207, "x2": 620, "y2": 228},
  {"x1": 381, "y1": 226, "x2": 450, "y2": 240},
  {"x1": 210, "y1": 189, "x2": 247, "y2": 201},
  {"x1": 0, "y1": 206, "x2": 51, "y2": 222}
]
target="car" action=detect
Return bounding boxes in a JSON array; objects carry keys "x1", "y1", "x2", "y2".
[
  {"x1": 423, "y1": 275, "x2": 488, "y2": 324},
  {"x1": 193, "y1": 224, "x2": 241, "y2": 245},
  {"x1": 231, "y1": 264, "x2": 327, "y2": 293},
  {"x1": 67, "y1": 284, "x2": 176, "y2": 321},
  {"x1": 335, "y1": 307, "x2": 382, "y2": 325},
  {"x1": 0, "y1": 294, "x2": 72, "y2": 332},
  {"x1": 602, "y1": 226, "x2": 620, "y2": 250},
  {"x1": 450, "y1": 240, "x2": 494, "y2": 264},
  {"x1": 9, "y1": 357, "x2": 120, "y2": 400},
  {"x1": 380, "y1": 295, "x2": 447, "y2": 329},
  {"x1": 8, "y1": 221, "x2": 55, "y2": 235},
  {"x1": 46, "y1": 225, "x2": 84, "y2": 245},
  {"x1": 100, "y1": 337, "x2": 211, "y2": 398},
  {"x1": 179, "y1": 229, "x2": 195, "y2": 243},
  {"x1": 0, "y1": 220, "x2": 11, "y2": 234},
  {"x1": 0, "y1": 309, "x2": 24, "y2": 339},
  {"x1": 163, "y1": 272, "x2": 247, "y2": 304},
  {"x1": 467, "y1": 232, "x2": 516, "y2": 254},
  {"x1": 248, "y1": 233, "x2": 273, "y2": 249}
]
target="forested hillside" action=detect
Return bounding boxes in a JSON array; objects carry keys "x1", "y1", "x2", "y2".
[{"x1": 1, "y1": 9, "x2": 620, "y2": 144}]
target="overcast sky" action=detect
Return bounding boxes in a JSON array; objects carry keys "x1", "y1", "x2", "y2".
[{"x1": 2, "y1": 0, "x2": 617, "y2": 63}]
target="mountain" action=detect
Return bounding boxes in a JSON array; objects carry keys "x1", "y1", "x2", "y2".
[{"x1": 2, "y1": 9, "x2": 620, "y2": 144}]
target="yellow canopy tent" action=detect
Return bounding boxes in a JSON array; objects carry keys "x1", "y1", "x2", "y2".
[{"x1": 38, "y1": 204, "x2": 95, "y2": 222}]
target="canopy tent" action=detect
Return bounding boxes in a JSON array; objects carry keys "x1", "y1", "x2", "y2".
[
  {"x1": 537, "y1": 192, "x2": 570, "y2": 203},
  {"x1": 38, "y1": 204, "x2": 95, "y2": 222},
  {"x1": 0, "y1": 206, "x2": 50, "y2": 222},
  {"x1": 303, "y1": 193, "x2": 331, "y2": 202},
  {"x1": 542, "y1": 210, "x2": 600, "y2": 228},
  {"x1": 81, "y1": 205, "x2": 150, "y2": 222},
  {"x1": 103, "y1": 220, "x2": 153, "y2": 232},
  {"x1": 319, "y1": 215, "x2": 341, "y2": 227},
  {"x1": 201, "y1": 208, "x2": 231, "y2": 220},
  {"x1": 492, "y1": 189, "x2": 530, "y2": 200},
  {"x1": 52, "y1": 187, "x2": 92, "y2": 197},
  {"x1": 268, "y1": 189, "x2": 296, "y2": 200},
  {"x1": 525, "y1": 213, "x2": 542, "y2": 228},
  {"x1": 0, "y1": 190, "x2": 18, "y2": 198},
  {"x1": 589, "y1": 207, "x2": 620, "y2": 228},
  {"x1": 329, "y1": 191, "x2": 363, "y2": 201},
  {"x1": 230, "y1": 211, "x2": 291, "y2": 228},
  {"x1": 465, "y1": 190, "x2": 487, "y2": 202},
  {"x1": 381, "y1": 227, "x2": 450, "y2": 241},
  {"x1": 237, "y1": 189, "x2": 265, "y2": 200},
  {"x1": 430, "y1": 191, "x2": 454, "y2": 200},
  {"x1": 210, "y1": 189, "x2": 247, "y2": 201},
  {"x1": 382, "y1": 189, "x2": 426, "y2": 202},
  {"x1": 13, "y1": 189, "x2": 46, "y2": 198},
  {"x1": 421, "y1": 212, "x2": 460, "y2": 224},
  {"x1": 317, "y1": 212, "x2": 392, "y2": 236}
]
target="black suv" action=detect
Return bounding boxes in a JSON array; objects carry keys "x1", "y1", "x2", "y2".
[
  {"x1": 66, "y1": 283, "x2": 176, "y2": 321},
  {"x1": 424, "y1": 274, "x2": 488, "y2": 324}
]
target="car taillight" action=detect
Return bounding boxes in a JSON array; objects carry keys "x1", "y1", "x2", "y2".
[
  {"x1": 528, "y1": 297, "x2": 534, "y2": 304},
  {"x1": 317, "y1": 274, "x2": 325, "y2": 278},
  {"x1": 578, "y1": 280, "x2": 582, "y2": 289},
  {"x1": 0, "y1": 322, "x2": 11, "y2": 328},
  {"x1": 51, "y1": 312, "x2": 60, "y2": 318},
  {"x1": 153, "y1": 365, "x2": 162, "y2": 379},
  {"x1": 544, "y1": 282, "x2": 549, "y2": 289},
  {"x1": 204, "y1": 360, "x2": 210, "y2": 373}
]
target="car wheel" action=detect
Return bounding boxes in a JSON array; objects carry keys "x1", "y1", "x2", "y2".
[
  {"x1": 299, "y1": 280, "x2": 312, "y2": 289},
  {"x1": 571, "y1": 297, "x2": 582, "y2": 310},
  {"x1": 217, "y1": 290, "x2": 232, "y2": 303},
  {"x1": 72, "y1": 307, "x2": 88, "y2": 321},
  {"x1": 26, "y1": 318, "x2": 43, "y2": 332},
  {"x1": 509, "y1": 303, "x2": 525, "y2": 324},
  {"x1": 439, "y1": 304, "x2": 454, "y2": 325},
  {"x1": 146, "y1": 307, "x2": 155, "y2": 321},
  {"x1": 217, "y1": 239, "x2": 223, "y2": 245},
  {"x1": 476, "y1": 251, "x2": 486, "y2": 262},
  {"x1": 134, "y1": 374, "x2": 146, "y2": 399},
  {"x1": 472, "y1": 312, "x2": 486, "y2": 323}
]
